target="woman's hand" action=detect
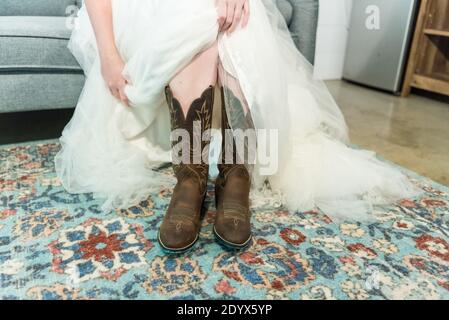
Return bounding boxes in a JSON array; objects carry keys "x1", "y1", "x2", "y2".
[
  {"x1": 216, "y1": 0, "x2": 250, "y2": 33},
  {"x1": 100, "y1": 52, "x2": 130, "y2": 107},
  {"x1": 85, "y1": 0, "x2": 130, "y2": 107}
]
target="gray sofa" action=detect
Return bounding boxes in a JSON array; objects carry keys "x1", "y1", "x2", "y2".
[{"x1": 0, "y1": 0, "x2": 318, "y2": 113}]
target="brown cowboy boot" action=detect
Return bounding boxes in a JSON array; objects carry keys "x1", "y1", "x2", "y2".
[
  {"x1": 158, "y1": 86, "x2": 214, "y2": 252},
  {"x1": 213, "y1": 87, "x2": 253, "y2": 249}
]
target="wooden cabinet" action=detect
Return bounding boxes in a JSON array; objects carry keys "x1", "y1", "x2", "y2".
[{"x1": 402, "y1": 0, "x2": 449, "y2": 97}]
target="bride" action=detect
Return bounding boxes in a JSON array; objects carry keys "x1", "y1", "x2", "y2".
[{"x1": 55, "y1": 0, "x2": 420, "y2": 252}]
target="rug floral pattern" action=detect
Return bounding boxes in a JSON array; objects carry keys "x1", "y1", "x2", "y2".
[{"x1": 1, "y1": 140, "x2": 449, "y2": 300}]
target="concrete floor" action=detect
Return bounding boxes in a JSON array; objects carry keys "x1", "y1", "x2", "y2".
[
  {"x1": 327, "y1": 80, "x2": 449, "y2": 187},
  {"x1": 1, "y1": 80, "x2": 448, "y2": 186}
]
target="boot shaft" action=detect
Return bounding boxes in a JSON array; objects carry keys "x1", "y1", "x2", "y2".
[
  {"x1": 219, "y1": 87, "x2": 255, "y2": 171},
  {"x1": 165, "y1": 86, "x2": 214, "y2": 168}
]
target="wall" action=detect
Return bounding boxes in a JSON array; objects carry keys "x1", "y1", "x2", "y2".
[{"x1": 314, "y1": 0, "x2": 353, "y2": 80}]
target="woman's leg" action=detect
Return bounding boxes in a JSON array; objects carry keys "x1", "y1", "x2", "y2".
[
  {"x1": 158, "y1": 43, "x2": 218, "y2": 252},
  {"x1": 169, "y1": 43, "x2": 218, "y2": 116},
  {"x1": 213, "y1": 65, "x2": 253, "y2": 249}
]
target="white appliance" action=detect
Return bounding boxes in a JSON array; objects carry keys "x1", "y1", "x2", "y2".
[{"x1": 343, "y1": 0, "x2": 419, "y2": 94}]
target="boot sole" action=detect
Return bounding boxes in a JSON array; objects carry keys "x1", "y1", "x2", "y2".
[
  {"x1": 157, "y1": 231, "x2": 199, "y2": 254},
  {"x1": 213, "y1": 225, "x2": 252, "y2": 250}
]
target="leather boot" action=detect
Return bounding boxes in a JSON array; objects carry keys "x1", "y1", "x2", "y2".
[
  {"x1": 158, "y1": 86, "x2": 214, "y2": 252},
  {"x1": 213, "y1": 87, "x2": 252, "y2": 249}
]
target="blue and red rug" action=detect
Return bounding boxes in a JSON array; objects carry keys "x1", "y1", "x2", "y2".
[{"x1": 1, "y1": 139, "x2": 449, "y2": 300}]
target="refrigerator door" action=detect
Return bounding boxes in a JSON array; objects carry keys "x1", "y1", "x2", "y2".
[{"x1": 343, "y1": 0, "x2": 418, "y2": 93}]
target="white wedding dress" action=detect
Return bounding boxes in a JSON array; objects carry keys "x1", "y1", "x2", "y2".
[{"x1": 55, "y1": 0, "x2": 420, "y2": 220}]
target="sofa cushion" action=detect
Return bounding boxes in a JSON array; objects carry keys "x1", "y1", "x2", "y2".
[
  {"x1": 277, "y1": 0, "x2": 293, "y2": 26},
  {"x1": 0, "y1": 16, "x2": 81, "y2": 72},
  {"x1": 0, "y1": 0, "x2": 78, "y2": 17},
  {"x1": 0, "y1": 73, "x2": 85, "y2": 112},
  {"x1": 0, "y1": 16, "x2": 73, "y2": 38}
]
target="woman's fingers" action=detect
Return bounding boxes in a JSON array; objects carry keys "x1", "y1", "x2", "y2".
[
  {"x1": 217, "y1": 0, "x2": 249, "y2": 34},
  {"x1": 109, "y1": 79, "x2": 130, "y2": 107},
  {"x1": 216, "y1": 0, "x2": 227, "y2": 31},
  {"x1": 241, "y1": 1, "x2": 250, "y2": 28},
  {"x1": 228, "y1": 3, "x2": 242, "y2": 33},
  {"x1": 119, "y1": 86, "x2": 130, "y2": 107},
  {"x1": 110, "y1": 87, "x2": 120, "y2": 101},
  {"x1": 223, "y1": 2, "x2": 235, "y2": 32}
]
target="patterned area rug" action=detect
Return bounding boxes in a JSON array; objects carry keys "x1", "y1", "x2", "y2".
[{"x1": 1, "y1": 139, "x2": 449, "y2": 300}]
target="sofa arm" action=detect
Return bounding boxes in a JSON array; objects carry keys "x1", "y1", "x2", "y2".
[{"x1": 286, "y1": 0, "x2": 319, "y2": 65}]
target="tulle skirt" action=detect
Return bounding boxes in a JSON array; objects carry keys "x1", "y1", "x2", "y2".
[{"x1": 55, "y1": 0, "x2": 421, "y2": 220}]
